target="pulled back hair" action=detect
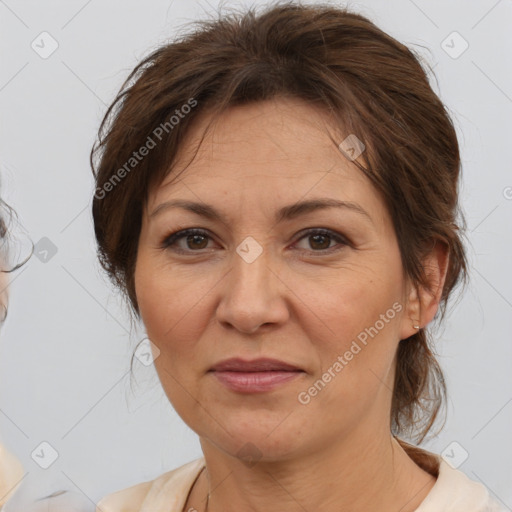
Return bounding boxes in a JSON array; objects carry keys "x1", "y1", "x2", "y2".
[
  {"x1": 0, "y1": 183, "x2": 32, "y2": 324},
  {"x1": 0, "y1": 191, "x2": 31, "y2": 274},
  {"x1": 91, "y1": 2, "x2": 468, "y2": 443}
]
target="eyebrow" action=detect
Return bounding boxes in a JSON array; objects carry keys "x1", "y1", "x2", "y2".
[{"x1": 150, "y1": 198, "x2": 373, "y2": 224}]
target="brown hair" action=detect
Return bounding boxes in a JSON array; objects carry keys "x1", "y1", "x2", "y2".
[
  {"x1": 91, "y1": 2, "x2": 468, "y2": 443},
  {"x1": 0, "y1": 192, "x2": 31, "y2": 274}
]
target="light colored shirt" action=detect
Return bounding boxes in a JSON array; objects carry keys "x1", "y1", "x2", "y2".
[
  {"x1": 0, "y1": 442, "x2": 24, "y2": 508},
  {"x1": 2, "y1": 473, "x2": 94, "y2": 512},
  {"x1": 96, "y1": 447, "x2": 506, "y2": 512},
  {"x1": 0, "y1": 442, "x2": 93, "y2": 511}
]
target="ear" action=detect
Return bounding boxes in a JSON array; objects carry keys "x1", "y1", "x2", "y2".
[{"x1": 399, "y1": 241, "x2": 450, "y2": 340}]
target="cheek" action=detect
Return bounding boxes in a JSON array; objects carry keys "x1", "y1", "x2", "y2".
[
  {"x1": 134, "y1": 254, "x2": 219, "y2": 411},
  {"x1": 309, "y1": 261, "x2": 403, "y2": 345},
  {"x1": 135, "y1": 255, "x2": 212, "y2": 342},
  {"x1": 135, "y1": 258, "x2": 211, "y2": 426},
  {"x1": 302, "y1": 259, "x2": 404, "y2": 398}
]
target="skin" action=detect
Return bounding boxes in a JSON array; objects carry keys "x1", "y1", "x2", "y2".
[
  {"x1": 134, "y1": 97, "x2": 449, "y2": 512},
  {"x1": 0, "y1": 261, "x2": 25, "y2": 505},
  {"x1": 0, "y1": 269, "x2": 8, "y2": 323}
]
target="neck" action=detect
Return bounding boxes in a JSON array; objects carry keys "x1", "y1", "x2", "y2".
[{"x1": 189, "y1": 426, "x2": 436, "y2": 512}]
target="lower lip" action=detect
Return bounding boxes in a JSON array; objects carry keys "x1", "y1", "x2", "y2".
[{"x1": 211, "y1": 370, "x2": 303, "y2": 393}]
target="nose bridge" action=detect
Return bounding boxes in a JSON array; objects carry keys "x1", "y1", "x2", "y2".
[
  {"x1": 230, "y1": 235, "x2": 275, "y2": 301},
  {"x1": 216, "y1": 235, "x2": 287, "y2": 332},
  {"x1": 234, "y1": 236, "x2": 270, "y2": 288}
]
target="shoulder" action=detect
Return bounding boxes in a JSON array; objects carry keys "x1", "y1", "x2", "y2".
[
  {"x1": 96, "y1": 458, "x2": 205, "y2": 512},
  {"x1": 417, "y1": 458, "x2": 506, "y2": 511},
  {"x1": 396, "y1": 438, "x2": 504, "y2": 511},
  {"x1": 95, "y1": 481, "x2": 153, "y2": 512},
  {"x1": 0, "y1": 442, "x2": 24, "y2": 506}
]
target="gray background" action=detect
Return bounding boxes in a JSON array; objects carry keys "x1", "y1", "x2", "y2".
[{"x1": 0, "y1": 0, "x2": 511, "y2": 508}]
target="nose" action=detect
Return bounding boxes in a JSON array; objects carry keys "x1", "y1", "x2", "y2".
[{"x1": 215, "y1": 243, "x2": 290, "y2": 334}]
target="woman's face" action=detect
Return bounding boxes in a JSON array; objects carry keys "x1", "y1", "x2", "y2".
[{"x1": 134, "y1": 98, "x2": 418, "y2": 461}]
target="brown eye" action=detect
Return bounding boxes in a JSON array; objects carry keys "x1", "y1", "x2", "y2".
[
  {"x1": 162, "y1": 229, "x2": 214, "y2": 252},
  {"x1": 186, "y1": 233, "x2": 209, "y2": 250},
  {"x1": 308, "y1": 233, "x2": 332, "y2": 250},
  {"x1": 294, "y1": 229, "x2": 348, "y2": 253}
]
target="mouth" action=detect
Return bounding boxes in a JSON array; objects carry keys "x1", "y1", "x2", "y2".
[
  {"x1": 209, "y1": 357, "x2": 303, "y2": 372},
  {"x1": 209, "y1": 358, "x2": 305, "y2": 393}
]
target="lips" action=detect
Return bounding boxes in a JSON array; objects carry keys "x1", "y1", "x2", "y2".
[
  {"x1": 209, "y1": 358, "x2": 304, "y2": 393},
  {"x1": 209, "y1": 357, "x2": 302, "y2": 372}
]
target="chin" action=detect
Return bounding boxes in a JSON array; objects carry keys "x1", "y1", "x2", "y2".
[{"x1": 197, "y1": 410, "x2": 310, "y2": 463}]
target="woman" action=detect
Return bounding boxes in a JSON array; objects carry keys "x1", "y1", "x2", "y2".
[
  {"x1": 91, "y1": 3, "x2": 504, "y2": 511},
  {"x1": 0, "y1": 192, "x2": 92, "y2": 511},
  {"x1": 0, "y1": 202, "x2": 25, "y2": 509}
]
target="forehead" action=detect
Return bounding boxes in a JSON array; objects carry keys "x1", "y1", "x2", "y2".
[
  {"x1": 148, "y1": 98, "x2": 385, "y2": 223},
  {"x1": 166, "y1": 98, "x2": 352, "y2": 177}
]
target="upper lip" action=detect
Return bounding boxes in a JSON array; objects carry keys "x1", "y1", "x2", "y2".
[{"x1": 210, "y1": 358, "x2": 302, "y2": 372}]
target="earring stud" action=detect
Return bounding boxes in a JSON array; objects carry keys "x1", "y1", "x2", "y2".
[{"x1": 413, "y1": 325, "x2": 420, "y2": 329}]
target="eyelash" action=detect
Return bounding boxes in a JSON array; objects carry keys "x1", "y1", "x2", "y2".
[{"x1": 160, "y1": 228, "x2": 350, "y2": 255}]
